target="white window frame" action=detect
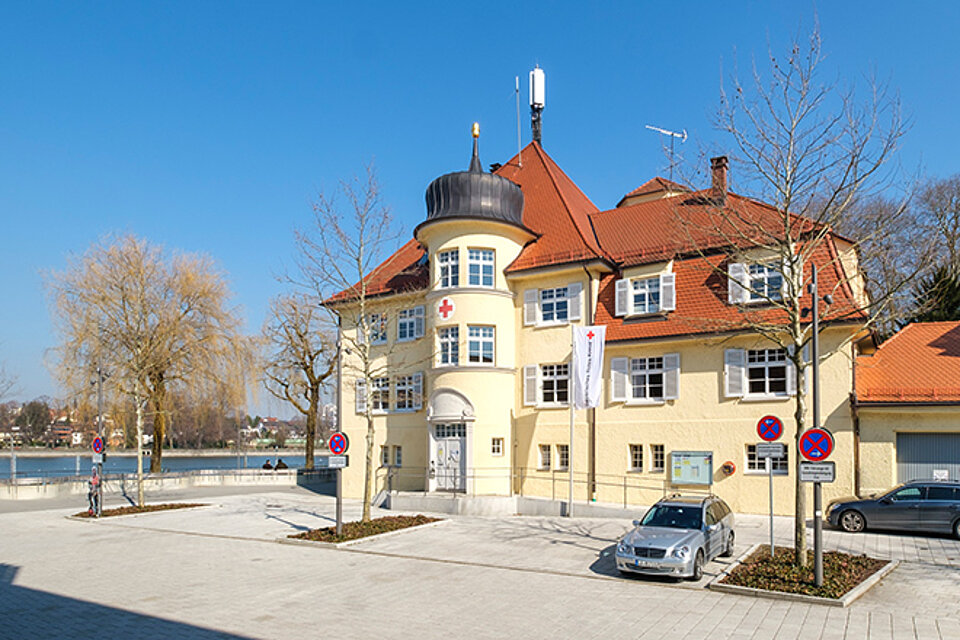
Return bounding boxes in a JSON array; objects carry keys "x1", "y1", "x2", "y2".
[
  {"x1": 368, "y1": 313, "x2": 387, "y2": 345},
  {"x1": 491, "y1": 437, "x2": 504, "y2": 457},
  {"x1": 745, "y1": 349, "x2": 788, "y2": 398},
  {"x1": 556, "y1": 444, "x2": 569, "y2": 471},
  {"x1": 397, "y1": 306, "x2": 425, "y2": 342},
  {"x1": 610, "y1": 353, "x2": 679, "y2": 403},
  {"x1": 540, "y1": 363, "x2": 570, "y2": 407},
  {"x1": 631, "y1": 276, "x2": 662, "y2": 315},
  {"x1": 745, "y1": 444, "x2": 788, "y2": 474},
  {"x1": 437, "y1": 326, "x2": 459, "y2": 366},
  {"x1": 629, "y1": 444, "x2": 644, "y2": 472},
  {"x1": 467, "y1": 325, "x2": 495, "y2": 365},
  {"x1": 538, "y1": 444, "x2": 551, "y2": 470},
  {"x1": 651, "y1": 444, "x2": 665, "y2": 473},
  {"x1": 728, "y1": 258, "x2": 800, "y2": 305},
  {"x1": 748, "y1": 263, "x2": 784, "y2": 303},
  {"x1": 394, "y1": 373, "x2": 423, "y2": 412},
  {"x1": 394, "y1": 445, "x2": 403, "y2": 467},
  {"x1": 438, "y1": 249, "x2": 459, "y2": 288},
  {"x1": 615, "y1": 272, "x2": 676, "y2": 317},
  {"x1": 380, "y1": 445, "x2": 390, "y2": 467},
  {"x1": 629, "y1": 357, "x2": 665, "y2": 403},
  {"x1": 467, "y1": 248, "x2": 495, "y2": 288},
  {"x1": 370, "y1": 377, "x2": 390, "y2": 413},
  {"x1": 524, "y1": 283, "x2": 582, "y2": 327}
]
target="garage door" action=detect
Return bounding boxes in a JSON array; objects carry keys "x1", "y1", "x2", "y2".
[{"x1": 897, "y1": 433, "x2": 960, "y2": 482}]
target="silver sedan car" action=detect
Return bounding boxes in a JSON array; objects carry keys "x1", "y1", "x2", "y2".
[{"x1": 616, "y1": 495, "x2": 735, "y2": 580}]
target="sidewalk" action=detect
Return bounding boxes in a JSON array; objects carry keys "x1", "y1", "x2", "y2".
[{"x1": 1, "y1": 487, "x2": 957, "y2": 639}]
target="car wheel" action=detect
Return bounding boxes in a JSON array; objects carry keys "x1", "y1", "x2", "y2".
[
  {"x1": 953, "y1": 519, "x2": 960, "y2": 541},
  {"x1": 688, "y1": 550, "x2": 704, "y2": 581},
  {"x1": 721, "y1": 531, "x2": 735, "y2": 557},
  {"x1": 839, "y1": 510, "x2": 865, "y2": 533}
]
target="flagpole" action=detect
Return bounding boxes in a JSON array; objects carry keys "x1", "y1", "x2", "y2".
[{"x1": 569, "y1": 323, "x2": 575, "y2": 518}]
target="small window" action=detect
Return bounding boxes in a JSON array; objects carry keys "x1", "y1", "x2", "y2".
[
  {"x1": 397, "y1": 306, "x2": 425, "y2": 342},
  {"x1": 436, "y1": 423, "x2": 467, "y2": 438},
  {"x1": 467, "y1": 326, "x2": 495, "y2": 365},
  {"x1": 746, "y1": 444, "x2": 788, "y2": 473},
  {"x1": 370, "y1": 377, "x2": 390, "y2": 412},
  {"x1": 629, "y1": 444, "x2": 644, "y2": 471},
  {"x1": 393, "y1": 445, "x2": 402, "y2": 467},
  {"x1": 748, "y1": 263, "x2": 784, "y2": 302},
  {"x1": 368, "y1": 313, "x2": 388, "y2": 345},
  {"x1": 491, "y1": 437, "x2": 504, "y2": 456},
  {"x1": 539, "y1": 444, "x2": 551, "y2": 470},
  {"x1": 540, "y1": 287, "x2": 569, "y2": 323},
  {"x1": 438, "y1": 249, "x2": 459, "y2": 288},
  {"x1": 467, "y1": 248, "x2": 495, "y2": 287},
  {"x1": 438, "y1": 326, "x2": 459, "y2": 366},
  {"x1": 556, "y1": 444, "x2": 569, "y2": 471},
  {"x1": 631, "y1": 276, "x2": 661, "y2": 314},
  {"x1": 394, "y1": 374, "x2": 423, "y2": 411},
  {"x1": 380, "y1": 445, "x2": 389, "y2": 467},
  {"x1": 541, "y1": 364, "x2": 570, "y2": 405},
  {"x1": 651, "y1": 444, "x2": 665, "y2": 473},
  {"x1": 927, "y1": 486, "x2": 958, "y2": 500},
  {"x1": 746, "y1": 349, "x2": 788, "y2": 396}
]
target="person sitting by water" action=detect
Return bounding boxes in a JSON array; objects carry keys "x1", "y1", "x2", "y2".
[
  {"x1": 261, "y1": 459, "x2": 273, "y2": 470},
  {"x1": 274, "y1": 458, "x2": 288, "y2": 470}
]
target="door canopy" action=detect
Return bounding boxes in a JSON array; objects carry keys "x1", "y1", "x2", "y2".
[{"x1": 426, "y1": 388, "x2": 475, "y2": 423}]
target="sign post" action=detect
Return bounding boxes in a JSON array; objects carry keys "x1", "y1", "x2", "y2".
[
  {"x1": 328, "y1": 432, "x2": 349, "y2": 536},
  {"x1": 756, "y1": 416, "x2": 784, "y2": 558}
]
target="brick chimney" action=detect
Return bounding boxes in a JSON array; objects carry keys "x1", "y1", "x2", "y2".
[{"x1": 710, "y1": 156, "x2": 728, "y2": 202}]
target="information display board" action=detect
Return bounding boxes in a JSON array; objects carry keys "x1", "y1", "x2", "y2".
[{"x1": 670, "y1": 451, "x2": 713, "y2": 486}]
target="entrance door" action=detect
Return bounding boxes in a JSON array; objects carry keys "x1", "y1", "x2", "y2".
[{"x1": 434, "y1": 423, "x2": 466, "y2": 492}]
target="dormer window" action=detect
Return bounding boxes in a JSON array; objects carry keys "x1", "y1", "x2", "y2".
[
  {"x1": 615, "y1": 273, "x2": 676, "y2": 317},
  {"x1": 438, "y1": 249, "x2": 459, "y2": 288},
  {"x1": 727, "y1": 256, "x2": 801, "y2": 305}
]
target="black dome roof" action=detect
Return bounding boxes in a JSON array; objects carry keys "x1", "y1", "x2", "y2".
[{"x1": 424, "y1": 138, "x2": 524, "y2": 228}]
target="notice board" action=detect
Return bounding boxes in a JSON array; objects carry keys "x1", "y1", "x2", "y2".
[{"x1": 670, "y1": 451, "x2": 713, "y2": 486}]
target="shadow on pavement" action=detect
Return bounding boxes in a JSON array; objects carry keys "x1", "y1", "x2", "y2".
[
  {"x1": 295, "y1": 470, "x2": 335, "y2": 497},
  {"x1": 0, "y1": 563, "x2": 256, "y2": 640}
]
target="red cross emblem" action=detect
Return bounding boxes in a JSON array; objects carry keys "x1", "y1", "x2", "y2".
[
  {"x1": 438, "y1": 298, "x2": 455, "y2": 320},
  {"x1": 586, "y1": 331, "x2": 595, "y2": 339}
]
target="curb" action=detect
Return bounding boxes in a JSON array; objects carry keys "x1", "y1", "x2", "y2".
[
  {"x1": 707, "y1": 542, "x2": 900, "y2": 608},
  {"x1": 64, "y1": 503, "x2": 212, "y2": 522},
  {"x1": 277, "y1": 517, "x2": 449, "y2": 549}
]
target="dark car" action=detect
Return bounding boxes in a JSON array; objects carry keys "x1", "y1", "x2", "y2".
[{"x1": 826, "y1": 480, "x2": 960, "y2": 538}]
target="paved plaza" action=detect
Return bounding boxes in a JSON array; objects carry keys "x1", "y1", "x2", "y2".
[{"x1": 1, "y1": 486, "x2": 959, "y2": 639}]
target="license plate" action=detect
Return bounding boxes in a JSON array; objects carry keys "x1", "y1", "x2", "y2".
[{"x1": 635, "y1": 559, "x2": 651, "y2": 567}]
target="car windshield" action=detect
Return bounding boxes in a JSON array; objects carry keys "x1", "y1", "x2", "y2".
[{"x1": 640, "y1": 504, "x2": 702, "y2": 530}]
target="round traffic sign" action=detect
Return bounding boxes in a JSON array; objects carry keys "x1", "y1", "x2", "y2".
[
  {"x1": 799, "y1": 428, "x2": 834, "y2": 461},
  {"x1": 92, "y1": 436, "x2": 104, "y2": 454},
  {"x1": 328, "y1": 432, "x2": 349, "y2": 455},
  {"x1": 757, "y1": 415, "x2": 784, "y2": 442}
]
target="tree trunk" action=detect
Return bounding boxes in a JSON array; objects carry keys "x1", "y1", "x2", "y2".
[
  {"x1": 305, "y1": 387, "x2": 319, "y2": 470},
  {"x1": 362, "y1": 412, "x2": 375, "y2": 522},
  {"x1": 135, "y1": 398, "x2": 145, "y2": 508},
  {"x1": 150, "y1": 374, "x2": 166, "y2": 472},
  {"x1": 793, "y1": 367, "x2": 808, "y2": 566}
]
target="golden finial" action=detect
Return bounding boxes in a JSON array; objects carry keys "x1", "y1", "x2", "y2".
[{"x1": 472, "y1": 122, "x2": 480, "y2": 138}]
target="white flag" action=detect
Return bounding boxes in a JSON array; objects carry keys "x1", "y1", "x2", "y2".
[{"x1": 573, "y1": 325, "x2": 606, "y2": 409}]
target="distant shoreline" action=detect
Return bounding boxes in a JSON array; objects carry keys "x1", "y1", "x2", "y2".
[{"x1": 0, "y1": 447, "x2": 313, "y2": 458}]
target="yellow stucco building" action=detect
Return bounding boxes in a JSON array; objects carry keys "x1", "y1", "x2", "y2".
[{"x1": 327, "y1": 132, "x2": 959, "y2": 516}]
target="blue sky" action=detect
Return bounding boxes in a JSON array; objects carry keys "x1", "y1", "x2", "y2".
[{"x1": 2, "y1": 2, "x2": 959, "y2": 415}]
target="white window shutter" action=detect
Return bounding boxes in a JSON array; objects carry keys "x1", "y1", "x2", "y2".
[
  {"x1": 615, "y1": 279, "x2": 629, "y2": 316},
  {"x1": 660, "y1": 273, "x2": 676, "y2": 312},
  {"x1": 728, "y1": 263, "x2": 749, "y2": 304},
  {"x1": 523, "y1": 365, "x2": 538, "y2": 406},
  {"x1": 610, "y1": 357, "x2": 629, "y2": 402},
  {"x1": 568, "y1": 282, "x2": 582, "y2": 322},
  {"x1": 355, "y1": 379, "x2": 367, "y2": 413},
  {"x1": 414, "y1": 306, "x2": 425, "y2": 338},
  {"x1": 523, "y1": 290, "x2": 538, "y2": 326},
  {"x1": 413, "y1": 372, "x2": 423, "y2": 410},
  {"x1": 786, "y1": 345, "x2": 798, "y2": 396},
  {"x1": 724, "y1": 348, "x2": 746, "y2": 398},
  {"x1": 663, "y1": 353, "x2": 680, "y2": 400}
]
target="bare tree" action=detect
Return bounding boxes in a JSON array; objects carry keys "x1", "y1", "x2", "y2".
[
  {"x1": 296, "y1": 166, "x2": 424, "y2": 522},
  {"x1": 47, "y1": 234, "x2": 248, "y2": 506},
  {"x1": 676, "y1": 28, "x2": 922, "y2": 566},
  {"x1": 0, "y1": 364, "x2": 17, "y2": 401},
  {"x1": 261, "y1": 293, "x2": 336, "y2": 469},
  {"x1": 917, "y1": 175, "x2": 960, "y2": 272}
]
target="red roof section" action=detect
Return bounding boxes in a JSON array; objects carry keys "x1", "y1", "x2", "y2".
[
  {"x1": 618, "y1": 177, "x2": 691, "y2": 203},
  {"x1": 324, "y1": 238, "x2": 427, "y2": 304},
  {"x1": 856, "y1": 322, "x2": 960, "y2": 403},
  {"x1": 597, "y1": 240, "x2": 865, "y2": 342},
  {"x1": 494, "y1": 142, "x2": 608, "y2": 271}
]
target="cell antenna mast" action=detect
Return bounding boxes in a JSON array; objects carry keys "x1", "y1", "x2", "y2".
[
  {"x1": 645, "y1": 124, "x2": 687, "y2": 181},
  {"x1": 529, "y1": 65, "x2": 545, "y2": 144}
]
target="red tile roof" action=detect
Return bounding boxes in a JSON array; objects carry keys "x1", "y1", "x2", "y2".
[
  {"x1": 494, "y1": 142, "x2": 609, "y2": 271},
  {"x1": 856, "y1": 322, "x2": 960, "y2": 404},
  {"x1": 617, "y1": 177, "x2": 691, "y2": 205},
  {"x1": 324, "y1": 238, "x2": 427, "y2": 304},
  {"x1": 597, "y1": 240, "x2": 865, "y2": 343}
]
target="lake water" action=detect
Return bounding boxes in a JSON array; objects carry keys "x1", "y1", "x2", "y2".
[{"x1": 1, "y1": 454, "x2": 307, "y2": 480}]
